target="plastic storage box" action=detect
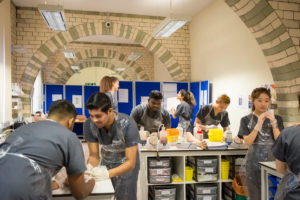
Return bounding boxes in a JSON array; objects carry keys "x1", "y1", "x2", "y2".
[
  {"x1": 188, "y1": 183, "x2": 218, "y2": 195},
  {"x1": 149, "y1": 175, "x2": 172, "y2": 184},
  {"x1": 148, "y1": 157, "x2": 172, "y2": 168},
  {"x1": 149, "y1": 168, "x2": 171, "y2": 176},
  {"x1": 188, "y1": 157, "x2": 218, "y2": 167},
  {"x1": 149, "y1": 185, "x2": 176, "y2": 200}
]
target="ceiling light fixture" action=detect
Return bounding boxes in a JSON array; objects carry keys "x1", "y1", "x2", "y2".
[
  {"x1": 38, "y1": 4, "x2": 67, "y2": 31},
  {"x1": 63, "y1": 51, "x2": 75, "y2": 58},
  {"x1": 71, "y1": 65, "x2": 79, "y2": 70},
  {"x1": 152, "y1": 0, "x2": 191, "y2": 38},
  {"x1": 128, "y1": 53, "x2": 143, "y2": 61},
  {"x1": 116, "y1": 67, "x2": 125, "y2": 71}
]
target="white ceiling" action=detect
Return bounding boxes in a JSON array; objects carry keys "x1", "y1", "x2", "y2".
[{"x1": 12, "y1": 0, "x2": 212, "y2": 17}]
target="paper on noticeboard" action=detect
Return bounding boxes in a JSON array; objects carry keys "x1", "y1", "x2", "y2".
[
  {"x1": 118, "y1": 89, "x2": 128, "y2": 103},
  {"x1": 141, "y1": 96, "x2": 148, "y2": 105},
  {"x1": 72, "y1": 95, "x2": 82, "y2": 108},
  {"x1": 163, "y1": 83, "x2": 177, "y2": 92},
  {"x1": 52, "y1": 94, "x2": 62, "y2": 101},
  {"x1": 166, "y1": 97, "x2": 180, "y2": 113}
]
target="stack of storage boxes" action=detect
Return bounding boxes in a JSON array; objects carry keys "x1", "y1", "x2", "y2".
[
  {"x1": 148, "y1": 157, "x2": 172, "y2": 184},
  {"x1": 187, "y1": 183, "x2": 218, "y2": 200},
  {"x1": 149, "y1": 186, "x2": 176, "y2": 200},
  {"x1": 188, "y1": 156, "x2": 218, "y2": 182}
]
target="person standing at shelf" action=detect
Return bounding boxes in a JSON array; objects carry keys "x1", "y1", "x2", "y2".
[
  {"x1": 100, "y1": 76, "x2": 119, "y2": 113},
  {"x1": 130, "y1": 90, "x2": 171, "y2": 133},
  {"x1": 171, "y1": 89, "x2": 196, "y2": 133},
  {"x1": 238, "y1": 87, "x2": 284, "y2": 200},
  {"x1": 83, "y1": 92, "x2": 140, "y2": 200},
  {"x1": 194, "y1": 94, "x2": 231, "y2": 139},
  {"x1": 0, "y1": 100, "x2": 95, "y2": 200},
  {"x1": 272, "y1": 94, "x2": 300, "y2": 200}
]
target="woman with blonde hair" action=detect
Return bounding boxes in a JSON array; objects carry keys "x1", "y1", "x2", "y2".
[
  {"x1": 171, "y1": 89, "x2": 196, "y2": 133},
  {"x1": 194, "y1": 94, "x2": 231, "y2": 138},
  {"x1": 100, "y1": 76, "x2": 119, "y2": 112}
]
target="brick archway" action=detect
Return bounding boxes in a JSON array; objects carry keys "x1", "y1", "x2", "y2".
[{"x1": 226, "y1": 0, "x2": 300, "y2": 124}]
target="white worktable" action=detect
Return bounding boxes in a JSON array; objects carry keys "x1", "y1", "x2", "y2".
[
  {"x1": 260, "y1": 161, "x2": 283, "y2": 200},
  {"x1": 52, "y1": 179, "x2": 115, "y2": 200}
]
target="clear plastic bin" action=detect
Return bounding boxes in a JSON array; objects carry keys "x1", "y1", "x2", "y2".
[
  {"x1": 188, "y1": 189, "x2": 218, "y2": 200},
  {"x1": 195, "y1": 174, "x2": 218, "y2": 182},
  {"x1": 188, "y1": 157, "x2": 218, "y2": 167},
  {"x1": 148, "y1": 157, "x2": 172, "y2": 168},
  {"x1": 149, "y1": 175, "x2": 172, "y2": 184},
  {"x1": 197, "y1": 166, "x2": 218, "y2": 174},
  {"x1": 150, "y1": 185, "x2": 176, "y2": 197},
  {"x1": 192, "y1": 184, "x2": 218, "y2": 195},
  {"x1": 149, "y1": 168, "x2": 171, "y2": 176}
]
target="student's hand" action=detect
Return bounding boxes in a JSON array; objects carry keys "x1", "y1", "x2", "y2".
[
  {"x1": 171, "y1": 107, "x2": 175, "y2": 113},
  {"x1": 255, "y1": 112, "x2": 267, "y2": 131},
  {"x1": 91, "y1": 166, "x2": 110, "y2": 181},
  {"x1": 52, "y1": 180, "x2": 59, "y2": 190},
  {"x1": 265, "y1": 112, "x2": 276, "y2": 124},
  {"x1": 196, "y1": 140, "x2": 207, "y2": 149}
]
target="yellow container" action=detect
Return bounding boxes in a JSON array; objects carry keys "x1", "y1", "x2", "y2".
[
  {"x1": 208, "y1": 129, "x2": 223, "y2": 142},
  {"x1": 167, "y1": 129, "x2": 179, "y2": 143},
  {"x1": 221, "y1": 159, "x2": 230, "y2": 180},
  {"x1": 185, "y1": 166, "x2": 194, "y2": 181}
]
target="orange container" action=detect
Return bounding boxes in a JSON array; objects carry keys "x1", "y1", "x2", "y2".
[{"x1": 166, "y1": 129, "x2": 179, "y2": 144}]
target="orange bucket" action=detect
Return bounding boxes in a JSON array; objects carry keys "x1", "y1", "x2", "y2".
[{"x1": 166, "y1": 129, "x2": 179, "y2": 144}]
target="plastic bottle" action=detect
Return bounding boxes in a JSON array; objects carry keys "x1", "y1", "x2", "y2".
[
  {"x1": 139, "y1": 126, "x2": 147, "y2": 145},
  {"x1": 177, "y1": 124, "x2": 184, "y2": 139},
  {"x1": 193, "y1": 124, "x2": 200, "y2": 136},
  {"x1": 196, "y1": 130, "x2": 203, "y2": 141},
  {"x1": 225, "y1": 128, "x2": 232, "y2": 145},
  {"x1": 159, "y1": 126, "x2": 168, "y2": 145}
]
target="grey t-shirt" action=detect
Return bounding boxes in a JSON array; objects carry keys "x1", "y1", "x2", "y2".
[
  {"x1": 130, "y1": 103, "x2": 171, "y2": 129},
  {"x1": 196, "y1": 104, "x2": 230, "y2": 127},
  {"x1": 272, "y1": 125, "x2": 300, "y2": 175},
  {"x1": 1, "y1": 120, "x2": 86, "y2": 175},
  {"x1": 238, "y1": 113, "x2": 284, "y2": 139},
  {"x1": 84, "y1": 113, "x2": 140, "y2": 165},
  {"x1": 174, "y1": 101, "x2": 194, "y2": 121}
]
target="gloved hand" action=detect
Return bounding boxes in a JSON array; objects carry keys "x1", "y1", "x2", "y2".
[
  {"x1": 85, "y1": 163, "x2": 94, "y2": 175},
  {"x1": 91, "y1": 166, "x2": 110, "y2": 181},
  {"x1": 255, "y1": 112, "x2": 267, "y2": 131}
]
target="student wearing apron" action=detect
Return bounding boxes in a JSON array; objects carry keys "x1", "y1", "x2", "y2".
[
  {"x1": 100, "y1": 76, "x2": 119, "y2": 113},
  {"x1": 130, "y1": 90, "x2": 171, "y2": 133},
  {"x1": 84, "y1": 92, "x2": 140, "y2": 200},
  {"x1": 0, "y1": 100, "x2": 95, "y2": 200},
  {"x1": 194, "y1": 94, "x2": 231, "y2": 139},
  {"x1": 171, "y1": 89, "x2": 196, "y2": 133},
  {"x1": 238, "y1": 87, "x2": 284, "y2": 200},
  {"x1": 272, "y1": 95, "x2": 300, "y2": 200}
]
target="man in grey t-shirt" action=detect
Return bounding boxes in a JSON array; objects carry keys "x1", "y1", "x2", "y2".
[
  {"x1": 0, "y1": 100, "x2": 95, "y2": 200},
  {"x1": 84, "y1": 92, "x2": 140, "y2": 200},
  {"x1": 130, "y1": 90, "x2": 171, "y2": 133}
]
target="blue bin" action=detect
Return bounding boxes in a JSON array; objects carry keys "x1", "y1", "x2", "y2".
[
  {"x1": 269, "y1": 187, "x2": 277, "y2": 196},
  {"x1": 268, "y1": 175, "x2": 279, "y2": 187}
]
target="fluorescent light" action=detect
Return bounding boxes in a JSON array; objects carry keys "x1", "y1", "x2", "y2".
[
  {"x1": 128, "y1": 53, "x2": 143, "y2": 61},
  {"x1": 152, "y1": 15, "x2": 191, "y2": 38},
  {"x1": 116, "y1": 67, "x2": 125, "y2": 71},
  {"x1": 63, "y1": 51, "x2": 75, "y2": 58},
  {"x1": 38, "y1": 4, "x2": 67, "y2": 31},
  {"x1": 71, "y1": 65, "x2": 79, "y2": 70}
]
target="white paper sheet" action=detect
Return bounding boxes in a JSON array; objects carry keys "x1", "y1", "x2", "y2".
[
  {"x1": 141, "y1": 96, "x2": 148, "y2": 105},
  {"x1": 238, "y1": 94, "x2": 248, "y2": 109},
  {"x1": 163, "y1": 83, "x2": 177, "y2": 92},
  {"x1": 204, "y1": 90, "x2": 208, "y2": 105},
  {"x1": 52, "y1": 94, "x2": 62, "y2": 101},
  {"x1": 118, "y1": 89, "x2": 128, "y2": 103},
  {"x1": 166, "y1": 97, "x2": 180, "y2": 113},
  {"x1": 200, "y1": 91, "x2": 204, "y2": 106},
  {"x1": 72, "y1": 95, "x2": 82, "y2": 108}
]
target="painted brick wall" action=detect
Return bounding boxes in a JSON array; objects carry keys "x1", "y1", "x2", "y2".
[{"x1": 13, "y1": 7, "x2": 190, "y2": 84}]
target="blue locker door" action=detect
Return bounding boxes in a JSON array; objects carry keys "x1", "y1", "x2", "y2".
[
  {"x1": 135, "y1": 81, "x2": 161, "y2": 106},
  {"x1": 45, "y1": 84, "x2": 64, "y2": 114},
  {"x1": 190, "y1": 82, "x2": 200, "y2": 124},
  {"x1": 65, "y1": 85, "x2": 83, "y2": 115},
  {"x1": 84, "y1": 86, "x2": 100, "y2": 117},
  {"x1": 118, "y1": 81, "x2": 133, "y2": 115}
]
